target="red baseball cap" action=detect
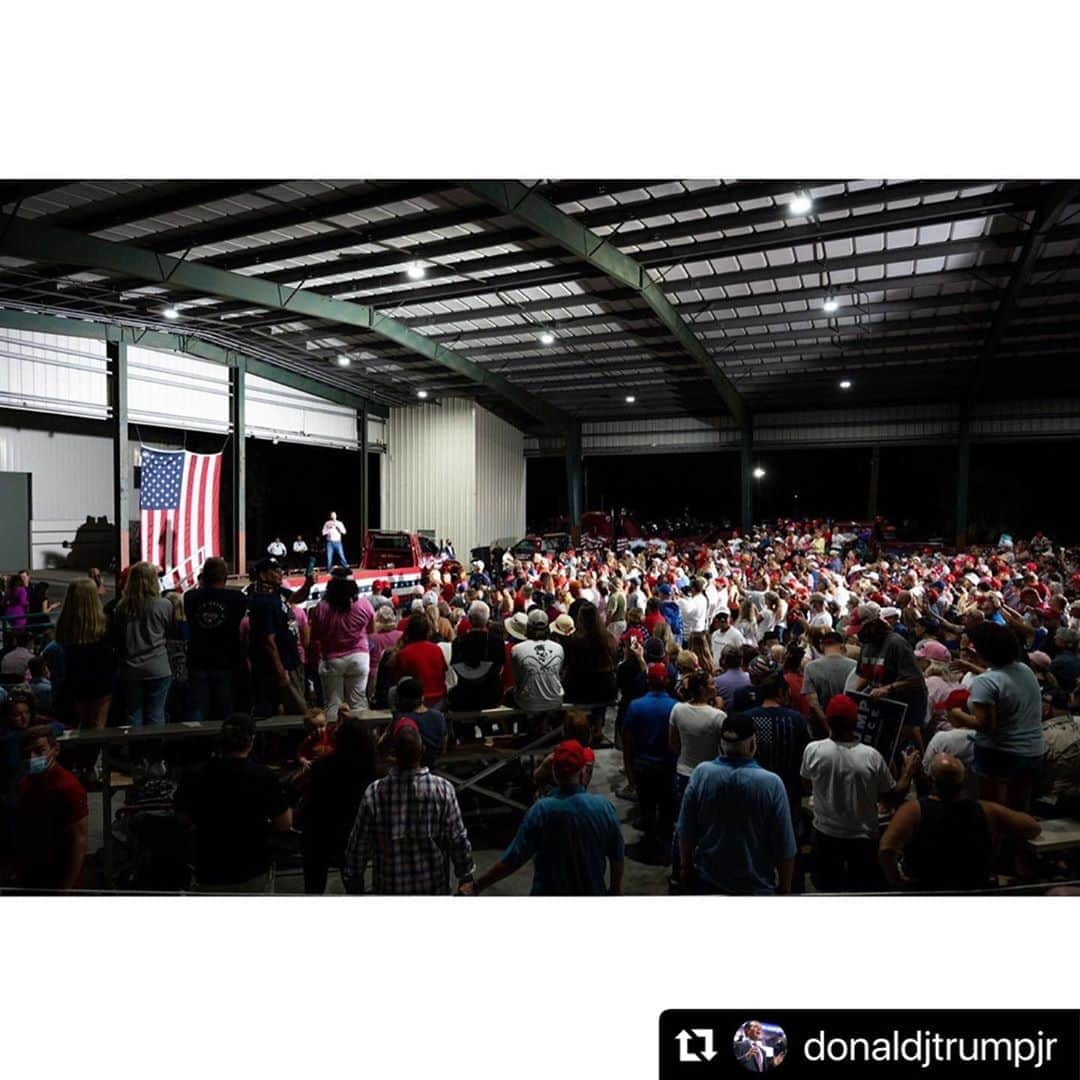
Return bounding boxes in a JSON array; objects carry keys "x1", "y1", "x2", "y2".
[
  {"x1": 646, "y1": 662, "x2": 669, "y2": 687},
  {"x1": 825, "y1": 695, "x2": 859, "y2": 723},
  {"x1": 943, "y1": 689, "x2": 970, "y2": 711},
  {"x1": 552, "y1": 739, "x2": 587, "y2": 775}
]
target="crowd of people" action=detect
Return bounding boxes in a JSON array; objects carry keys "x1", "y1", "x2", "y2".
[{"x1": 3, "y1": 519, "x2": 1080, "y2": 896}]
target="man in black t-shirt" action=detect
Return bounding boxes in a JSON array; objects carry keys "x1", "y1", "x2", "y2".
[
  {"x1": 175, "y1": 714, "x2": 292, "y2": 892},
  {"x1": 852, "y1": 615, "x2": 928, "y2": 739},
  {"x1": 247, "y1": 557, "x2": 312, "y2": 717},
  {"x1": 184, "y1": 557, "x2": 249, "y2": 724}
]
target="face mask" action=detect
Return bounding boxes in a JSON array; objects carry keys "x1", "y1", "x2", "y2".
[{"x1": 28, "y1": 754, "x2": 50, "y2": 776}]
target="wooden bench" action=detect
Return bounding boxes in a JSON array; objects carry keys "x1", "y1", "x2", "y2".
[{"x1": 1028, "y1": 817, "x2": 1080, "y2": 854}]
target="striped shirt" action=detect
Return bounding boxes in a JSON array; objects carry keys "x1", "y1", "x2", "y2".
[{"x1": 343, "y1": 767, "x2": 475, "y2": 894}]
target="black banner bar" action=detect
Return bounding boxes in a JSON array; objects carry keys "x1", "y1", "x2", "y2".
[{"x1": 659, "y1": 1010, "x2": 1079, "y2": 1080}]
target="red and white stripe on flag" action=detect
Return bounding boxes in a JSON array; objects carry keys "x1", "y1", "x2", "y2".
[{"x1": 139, "y1": 449, "x2": 222, "y2": 582}]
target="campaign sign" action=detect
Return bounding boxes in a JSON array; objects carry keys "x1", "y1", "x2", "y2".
[{"x1": 848, "y1": 690, "x2": 907, "y2": 766}]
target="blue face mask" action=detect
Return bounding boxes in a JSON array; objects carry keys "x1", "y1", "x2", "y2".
[{"x1": 28, "y1": 755, "x2": 49, "y2": 776}]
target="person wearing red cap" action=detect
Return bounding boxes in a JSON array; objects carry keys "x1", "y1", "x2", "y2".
[
  {"x1": 474, "y1": 740, "x2": 624, "y2": 896},
  {"x1": 799, "y1": 694, "x2": 920, "y2": 893},
  {"x1": 622, "y1": 663, "x2": 678, "y2": 863}
]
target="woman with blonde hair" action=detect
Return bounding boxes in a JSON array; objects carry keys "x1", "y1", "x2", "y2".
[
  {"x1": 424, "y1": 602, "x2": 455, "y2": 643},
  {"x1": 652, "y1": 618, "x2": 675, "y2": 656},
  {"x1": 686, "y1": 631, "x2": 715, "y2": 675},
  {"x1": 111, "y1": 561, "x2": 174, "y2": 727},
  {"x1": 54, "y1": 577, "x2": 117, "y2": 739},
  {"x1": 734, "y1": 597, "x2": 760, "y2": 645}
]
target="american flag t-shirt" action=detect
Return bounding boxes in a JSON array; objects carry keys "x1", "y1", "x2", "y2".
[{"x1": 139, "y1": 447, "x2": 222, "y2": 579}]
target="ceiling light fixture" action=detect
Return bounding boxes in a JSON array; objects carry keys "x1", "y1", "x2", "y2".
[
  {"x1": 539, "y1": 331, "x2": 556, "y2": 346},
  {"x1": 789, "y1": 193, "x2": 812, "y2": 215},
  {"x1": 840, "y1": 379, "x2": 852, "y2": 389},
  {"x1": 753, "y1": 466, "x2": 766, "y2": 479},
  {"x1": 823, "y1": 297, "x2": 840, "y2": 313},
  {"x1": 417, "y1": 389, "x2": 429, "y2": 399},
  {"x1": 625, "y1": 395, "x2": 636, "y2": 404},
  {"x1": 406, "y1": 263, "x2": 426, "y2": 280},
  {"x1": 162, "y1": 307, "x2": 180, "y2": 320},
  {"x1": 336, "y1": 355, "x2": 351, "y2": 367}
]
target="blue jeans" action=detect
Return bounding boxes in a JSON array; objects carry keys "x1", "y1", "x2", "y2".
[
  {"x1": 326, "y1": 540, "x2": 347, "y2": 569},
  {"x1": 188, "y1": 668, "x2": 235, "y2": 725},
  {"x1": 125, "y1": 676, "x2": 172, "y2": 727}
]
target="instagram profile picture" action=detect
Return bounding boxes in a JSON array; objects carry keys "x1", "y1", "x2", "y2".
[{"x1": 733, "y1": 1020, "x2": 788, "y2": 1073}]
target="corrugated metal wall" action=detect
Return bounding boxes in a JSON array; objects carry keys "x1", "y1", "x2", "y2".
[
  {"x1": 474, "y1": 405, "x2": 526, "y2": 548},
  {"x1": 0, "y1": 327, "x2": 108, "y2": 418},
  {"x1": 384, "y1": 398, "x2": 477, "y2": 555},
  {"x1": 1, "y1": 328, "x2": 362, "y2": 448},
  {"x1": 246, "y1": 374, "x2": 359, "y2": 449},
  {"x1": 128, "y1": 345, "x2": 230, "y2": 432},
  {"x1": 525, "y1": 399, "x2": 1080, "y2": 455},
  {"x1": 0, "y1": 427, "x2": 113, "y2": 569}
]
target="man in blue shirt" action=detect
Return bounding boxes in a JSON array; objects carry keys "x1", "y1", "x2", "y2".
[
  {"x1": 622, "y1": 663, "x2": 678, "y2": 862},
  {"x1": 657, "y1": 583, "x2": 684, "y2": 644},
  {"x1": 677, "y1": 713, "x2": 796, "y2": 895},
  {"x1": 475, "y1": 740, "x2": 624, "y2": 895}
]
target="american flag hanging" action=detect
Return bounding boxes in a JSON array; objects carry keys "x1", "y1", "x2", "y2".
[{"x1": 139, "y1": 447, "x2": 222, "y2": 582}]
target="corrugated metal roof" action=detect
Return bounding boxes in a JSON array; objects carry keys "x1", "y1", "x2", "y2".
[{"x1": 1, "y1": 178, "x2": 1078, "y2": 427}]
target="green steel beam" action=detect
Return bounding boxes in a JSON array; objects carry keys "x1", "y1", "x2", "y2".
[
  {"x1": 565, "y1": 422, "x2": 584, "y2": 529},
  {"x1": 107, "y1": 340, "x2": 131, "y2": 573},
  {"x1": 740, "y1": 421, "x2": 754, "y2": 533},
  {"x1": 0, "y1": 306, "x2": 389, "y2": 419},
  {"x1": 462, "y1": 180, "x2": 750, "y2": 430},
  {"x1": 974, "y1": 181, "x2": 1080, "y2": 390},
  {"x1": 0, "y1": 217, "x2": 570, "y2": 432},
  {"x1": 230, "y1": 359, "x2": 247, "y2": 577}
]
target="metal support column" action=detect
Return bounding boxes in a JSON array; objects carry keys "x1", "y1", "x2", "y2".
[
  {"x1": 106, "y1": 341, "x2": 130, "y2": 575},
  {"x1": 740, "y1": 422, "x2": 754, "y2": 534},
  {"x1": 565, "y1": 422, "x2": 584, "y2": 533},
  {"x1": 956, "y1": 405, "x2": 971, "y2": 549},
  {"x1": 868, "y1": 444, "x2": 881, "y2": 519},
  {"x1": 230, "y1": 359, "x2": 246, "y2": 577},
  {"x1": 359, "y1": 403, "x2": 369, "y2": 549}
]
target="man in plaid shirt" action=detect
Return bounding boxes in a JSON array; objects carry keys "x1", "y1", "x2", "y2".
[{"x1": 343, "y1": 722, "x2": 476, "y2": 895}]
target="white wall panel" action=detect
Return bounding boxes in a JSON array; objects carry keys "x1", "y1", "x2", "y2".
[
  {"x1": 245, "y1": 374, "x2": 358, "y2": 449},
  {"x1": 127, "y1": 345, "x2": 230, "y2": 432},
  {"x1": 366, "y1": 415, "x2": 388, "y2": 450},
  {"x1": 384, "y1": 399, "x2": 478, "y2": 556},
  {"x1": 0, "y1": 327, "x2": 108, "y2": 418},
  {"x1": 0, "y1": 427, "x2": 113, "y2": 569},
  {"x1": 474, "y1": 405, "x2": 526, "y2": 547}
]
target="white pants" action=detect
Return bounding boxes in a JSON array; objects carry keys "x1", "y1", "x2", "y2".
[{"x1": 319, "y1": 650, "x2": 370, "y2": 713}]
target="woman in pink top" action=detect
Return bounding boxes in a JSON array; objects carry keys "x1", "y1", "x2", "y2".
[
  {"x1": 3, "y1": 573, "x2": 29, "y2": 631},
  {"x1": 310, "y1": 576, "x2": 376, "y2": 713}
]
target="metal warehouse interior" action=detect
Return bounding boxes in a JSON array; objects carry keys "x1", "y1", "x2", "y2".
[{"x1": 2, "y1": 178, "x2": 1079, "y2": 554}]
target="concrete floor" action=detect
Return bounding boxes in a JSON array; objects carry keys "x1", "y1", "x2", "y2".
[{"x1": 85, "y1": 715, "x2": 673, "y2": 897}]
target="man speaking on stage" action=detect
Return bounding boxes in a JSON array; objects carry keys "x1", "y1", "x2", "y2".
[{"x1": 322, "y1": 511, "x2": 348, "y2": 570}]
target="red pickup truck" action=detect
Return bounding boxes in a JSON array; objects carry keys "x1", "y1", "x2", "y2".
[{"x1": 285, "y1": 530, "x2": 431, "y2": 600}]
